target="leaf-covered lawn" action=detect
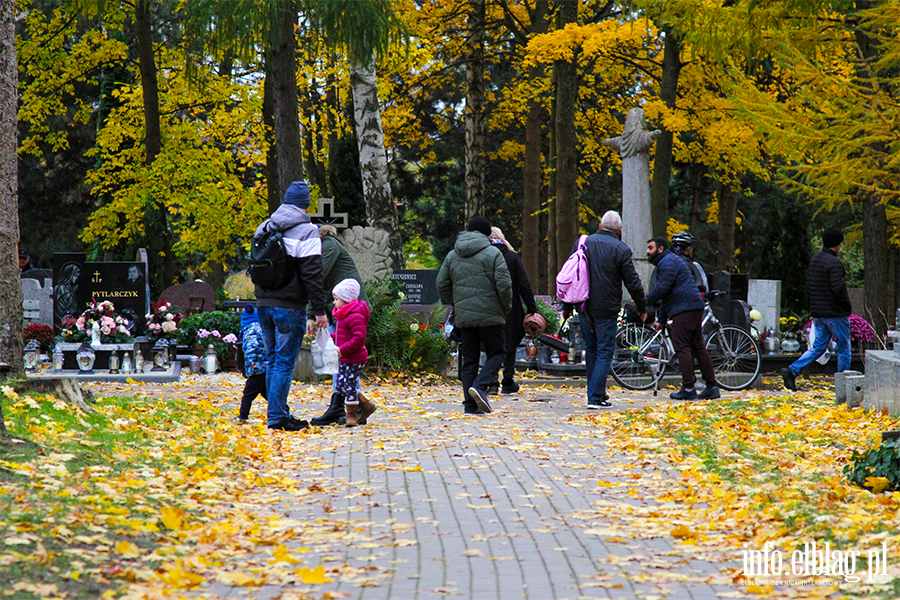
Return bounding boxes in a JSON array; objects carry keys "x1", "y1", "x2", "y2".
[{"x1": 584, "y1": 376, "x2": 900, "y2": 598}]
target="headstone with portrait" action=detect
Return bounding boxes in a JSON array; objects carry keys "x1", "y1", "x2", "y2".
[{"x1": 53, "y1": 253, "x2": 148, "y2": 333}]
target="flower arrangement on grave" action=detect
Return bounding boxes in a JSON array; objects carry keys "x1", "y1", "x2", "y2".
[
  {"x1": 58, "y1": 299, "x2": 134, "y2": 344},
  {"x1": 849, "y1": 315, "x2": 877, "y2": 344},
  {"x1": 145, "y1": 301, "x2": 183, "y2": 341},
  {"x1": 23, "y1": 323, "x2": 55, "y2": 353},
  {"x1": 779, "y1": 315, "x2": 804, "y2": 337},
  {"x1": 176, "y1": 311, "x2": 242, "y2": 362}
]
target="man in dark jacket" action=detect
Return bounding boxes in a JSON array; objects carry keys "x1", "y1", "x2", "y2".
[
  {"x1": 489, "y1": 227, "x2": 538, "y2": 395},
  {"x1": 565, "y1": 210, "x2": 646, "y2": 409},
  {"x1": 781, "y1": 228, "x2": 852, "y2": 391},
  {"x1": 254, "y1": 181, "x2": 329, "y2": 431},
  {"x1": 437, "y1": 216, "x2": 512, "y2": 414},
  {"x1": 645, "y1": 237, "x2": 719, "y2": 400}
]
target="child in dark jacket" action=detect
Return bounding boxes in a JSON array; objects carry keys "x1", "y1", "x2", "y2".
[
  {"x1": 238, "y1": 304, "x2": 267, "y2": 421},
  {"x1": 331, "y1": 279, "x2": 375, "y2": 427}
]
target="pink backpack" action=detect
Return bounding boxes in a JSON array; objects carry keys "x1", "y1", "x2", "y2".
[{"x1": 556, "y1": 235, "x2": 590, "y2": 304}]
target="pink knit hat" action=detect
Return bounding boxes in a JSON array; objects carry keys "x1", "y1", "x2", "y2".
[{"x1": 332, "y1": 278, "x2": 361, "y2": 302}]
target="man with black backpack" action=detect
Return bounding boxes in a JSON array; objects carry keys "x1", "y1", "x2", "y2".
[{"x1": 252, "y1": 181, "x2": 328, "y2": 431}]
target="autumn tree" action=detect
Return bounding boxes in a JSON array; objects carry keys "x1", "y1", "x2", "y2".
[
  {"x1": 0, "y1": 0, "x2": 23, "y2": 403},
  {"x1": 312, "y1": 0, "x2": 407, "y2": 269}
]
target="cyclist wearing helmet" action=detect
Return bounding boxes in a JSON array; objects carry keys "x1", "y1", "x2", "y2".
[{"x1": 671, "y1": 231, "x2": 708, "y2": 293}]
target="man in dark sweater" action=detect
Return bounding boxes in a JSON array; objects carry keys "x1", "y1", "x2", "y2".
[
  {"x1": 564, "y1": 211, "x2": 646, "y2": 409},
  {"x1": 645, "y1": 237, "x2": 719, "y2": 400},
  {"x1": 781, "y1": 228, "x2": 852, "y2": 391}
]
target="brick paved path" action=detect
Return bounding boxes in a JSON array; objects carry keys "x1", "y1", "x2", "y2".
[{"x1": 99, "y1": 376, "x2": 752, "y2": 599}]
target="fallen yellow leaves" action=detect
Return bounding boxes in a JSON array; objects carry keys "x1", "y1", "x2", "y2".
[{"x1": 297, "y1": 565, "x2": 333, "y2": 584}]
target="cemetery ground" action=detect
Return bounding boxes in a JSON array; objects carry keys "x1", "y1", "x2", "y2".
[{"x1": 2, "y1": 374, "x2": 900, "y2": 600}]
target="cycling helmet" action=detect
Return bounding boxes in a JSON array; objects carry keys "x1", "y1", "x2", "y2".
[{"x1": 671, "y1": 231, "x2": 695, "y2": 253}]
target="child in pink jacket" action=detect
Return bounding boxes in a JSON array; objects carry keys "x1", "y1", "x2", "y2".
[{"x1": 331, "y1": 279, "x2": 376, "y2": 426}]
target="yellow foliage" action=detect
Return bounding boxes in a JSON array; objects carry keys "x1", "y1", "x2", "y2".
[{"x1": 667, "y1": 219, "x2": 689, "y2": 239}]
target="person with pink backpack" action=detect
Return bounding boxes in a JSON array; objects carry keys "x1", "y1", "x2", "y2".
[{"x1": 561, "y1": 211, "x2": 647, "y2": 408}]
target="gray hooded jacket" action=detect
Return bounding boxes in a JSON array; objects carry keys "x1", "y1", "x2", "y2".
[{"x1": 253, "y1": 205, "x2": 326, "y2": 316}]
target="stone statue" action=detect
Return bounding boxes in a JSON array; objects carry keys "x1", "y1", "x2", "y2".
[{"x1": 603, "y1": 107, "x2": 660, "y2": 284}]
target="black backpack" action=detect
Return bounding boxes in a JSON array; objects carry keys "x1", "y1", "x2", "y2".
[{"x1": 248, "y1": 223, "x2": 291, "y2": 289}]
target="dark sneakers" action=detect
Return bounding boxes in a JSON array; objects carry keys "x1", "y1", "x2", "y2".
[
  {"x1": 268, "y1": 417, "x2": 309, "y2": 431},
  {"x1": 501, "y1": 381, "x2": 520, "y2": 395},
  {"x1": 486, "y1": 383, "x2": 500, "y2": 396},
  {"x1": 781, "y1": 367, "x2": 797, "y2": 391},
  {"x1": 698, "y1": 385, "x2": 720, "y2": 400},
  {"x1": 468, "y1": 387, "x2": 493, "y2": 413},
  {"x1": 587, "y1": 394, "x2": 611, "y2": 409},
  {"x1": 670, "y1": 387, "x2": 698, "y2": 400}
]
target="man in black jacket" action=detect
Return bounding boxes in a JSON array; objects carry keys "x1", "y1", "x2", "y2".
[
  {"x1": 564, "y1": 211, "x2": 646, "y2": 408},
  {"x1": 781, "y1": 228, "x2": 852, "y2": 391}
]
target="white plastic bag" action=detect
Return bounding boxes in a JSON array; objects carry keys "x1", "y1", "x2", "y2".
[
  {"x1": 312, "y1": 328, "x2": 340, "y2": 375},
  {"x1": 807, "y1": 323, "x2": 836, "y2": 365}
]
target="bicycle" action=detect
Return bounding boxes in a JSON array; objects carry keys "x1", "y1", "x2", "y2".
[{"x1": 610, "y1": 291, "x2": 761, "y2": 391}]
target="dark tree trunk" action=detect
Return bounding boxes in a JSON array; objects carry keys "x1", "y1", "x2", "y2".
[
  {"x1": 262, "y1": 64, "x2": 280, "y2": 216},
  {"x1": 853, "y1": 7, "x2": 892, "y2": 335},
  {"x1": 716, "y1": 185, "x2": 737, "y2": 271},
  {"x1": 547, "y1": 67, "x2": 558, "y2": 295},
  {"x1": 270, "y1": 0, "x2": 304, "y2": 199},
  {"x1": 553, "y1": 0, "x2": 579, "y2": 283},
  {"x1": 521, "y1": 0, "x2": 548, "y2": 292},
  {"x1": 650, "y1": 25, "x2": 681, "y2": 237},
  {"x1": 689, "y1": 163, "x2": 705, "y2": 231},
  {"x1": 135, "y1": 0, "x2": 175, "y2": 286},
  {"x1": 862, "y1": 192, "x2": 891, "y2": 333},
  {"x1": 465, "y1": 0, "x2": 486, "y2": 219},
  {"x1": 0, "y1": 0, "x2": 22, "y2": 394},
  {"x1": 324, "y1": 65, "x2": 339, "y2": 198}
]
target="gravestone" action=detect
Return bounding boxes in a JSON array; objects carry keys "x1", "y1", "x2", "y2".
[
  {"x1": 342, "y1": 226, "x2": 392, "y2": 283},
  {"x1": 748, "y1": 279, "x2": 781, "y2": 333},
  {"x1": 53, "y1": 253, "x2": 148, "y2": 332},
  {"x1": 709, "y1": 271, "x2": 751, "y2": 331},
  {"x1": 22, "y1": 277, "x2": 53, "y2": 328},
  {"x1": 157, "y1": 281, "x2": 217, "y2": 315},
  {"x1": 602, "y1": 107, "x2": 660, "y2": 285},
  {"x1": 391, "y1": 270, "x2": 440, "y2": 306},
  {"x1": 864, "y1": 351, "x2": 900, "y2": 415}
]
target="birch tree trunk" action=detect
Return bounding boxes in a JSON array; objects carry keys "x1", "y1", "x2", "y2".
[
  {"x1": 0, "y1": 0, "x2": 23, "y2": 395},
  {"x1": 464, "y1": 0, "x2": 485, "y2": 219},
  {"x1": 350, "y1": 61, "x2": 404, "y2": 269}
]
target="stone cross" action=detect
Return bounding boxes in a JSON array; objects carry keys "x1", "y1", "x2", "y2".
[
  {"x1": 603, "y1": 107, "x2": 660, "y2": 285},
  {"x1": 308, "y1": 197, "x2": 349, "y2": 229}
]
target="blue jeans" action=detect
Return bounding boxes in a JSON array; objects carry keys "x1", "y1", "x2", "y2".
[
  {"x1": 789, "y1": 316, "x2": 851, "y2": 375},
  {"x1": 258, "y1": 306, "x2": 306, "y2": 426},
  {"x1": 581, "y1": 315, "x2": 618, "y2": 403}
]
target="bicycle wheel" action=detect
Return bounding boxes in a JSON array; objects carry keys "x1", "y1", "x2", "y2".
[
  {"x1": 611, "y1": 324, "x2": 669, "y2": 391},
  {"x1": 705, "y1": 326, "x2": 761, "y2": 390}
]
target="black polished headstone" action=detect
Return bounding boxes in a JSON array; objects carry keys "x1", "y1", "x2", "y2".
[
  {"x1": 53, "y1": 253, "x2": 86, "y2": 329},
  {"x1": 54, "y1": 254, "x2": 148, "y2": 332},
  {"x1": 391, "y1": 270, "x2": 440, "y2": 306}
]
